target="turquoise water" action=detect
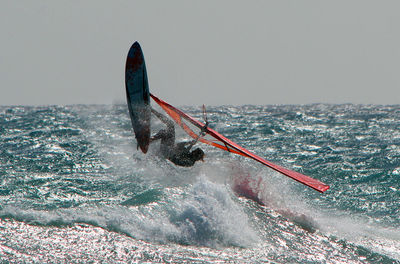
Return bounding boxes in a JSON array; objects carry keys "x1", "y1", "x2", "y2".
[{"x1": 0, "y1": 104, "x2": 399, "y2": 263}]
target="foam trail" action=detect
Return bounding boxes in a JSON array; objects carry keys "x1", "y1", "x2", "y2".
[
  {"x1": 316, "y1": 213, "x2": 400, "y2": 260},
  {"x1": 0, "y1": 175, "x2": 259, "y2": 248}
]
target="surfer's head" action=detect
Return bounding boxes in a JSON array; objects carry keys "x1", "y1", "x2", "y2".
[{"x1": 191, "y1": 148, "x2": 204, "y2": 162}]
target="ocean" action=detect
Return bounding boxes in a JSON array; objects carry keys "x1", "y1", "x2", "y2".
[{"x1": 0, "y1": 103, "x2": 399, "y2": 263}]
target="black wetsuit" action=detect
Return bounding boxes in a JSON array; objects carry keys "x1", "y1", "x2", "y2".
[
  {"x1": 168, "y1": 141, "x2": 198, "y2": 167},
  {"x1": 150, "y1": 109, "x2": 198, "y2": 167}
]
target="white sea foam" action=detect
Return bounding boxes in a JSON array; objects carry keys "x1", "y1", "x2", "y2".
[
  {"x1": 0, "y1": 170, "x2": 259, "y2": 248},
  {"x1": 316, "y1": 212, "x2": 400, "y2": 261}
]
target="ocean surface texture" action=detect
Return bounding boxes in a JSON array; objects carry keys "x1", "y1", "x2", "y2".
[{"x1": 0, "y1": 104, "x2": 399, "y2": 263}]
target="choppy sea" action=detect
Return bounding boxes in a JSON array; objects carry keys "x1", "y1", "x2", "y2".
[{"x1": 0, "y1": 103, "x2": 399, "y2": 263}]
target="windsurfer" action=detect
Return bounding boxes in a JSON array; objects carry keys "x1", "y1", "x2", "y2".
[{"x1": 150, "y1": 108, "x2": 205, "y2": 167}]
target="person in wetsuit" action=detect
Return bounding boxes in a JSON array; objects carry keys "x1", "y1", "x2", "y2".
[{"x1": 149, "y1": 108, "x2": 204, "y2": 167}]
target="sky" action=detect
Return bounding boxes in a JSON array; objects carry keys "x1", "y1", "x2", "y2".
[{"x1": 1, "y1": 1, "x2": 399, "y2": 106}]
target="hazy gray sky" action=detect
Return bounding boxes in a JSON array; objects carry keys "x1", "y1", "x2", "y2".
[{"x1": 1, "y1": 1, "x2": 399, "y2": 106}]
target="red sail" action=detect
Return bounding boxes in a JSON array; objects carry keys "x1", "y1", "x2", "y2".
[{"x1": 150, "y1": 94, "x2": 330, "y2": 193}]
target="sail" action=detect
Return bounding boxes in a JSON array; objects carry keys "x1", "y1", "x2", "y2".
[{"x1": 150, "y1": 94, "x2": 330, "y2": 193}]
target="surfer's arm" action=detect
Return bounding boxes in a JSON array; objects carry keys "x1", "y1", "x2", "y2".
[
  {"x1": 178, "y1": 140, "x2": 197, "y2": 150},
  {"x1": 188, "y1": 125, "x2": 207, "y2": 149},
  {"x1": 151, "y1": 108, "x2": 174, "y2": 128},
  {"x1": 149, "y1": 130, "x2": 164, "y2": 143},
  {"x1": 187, "y1": 140, "x2": 197, "y2": 149}
]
